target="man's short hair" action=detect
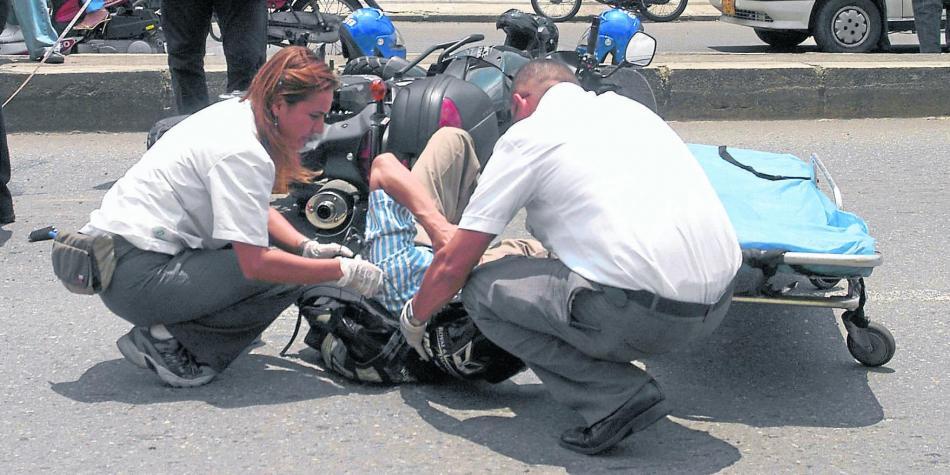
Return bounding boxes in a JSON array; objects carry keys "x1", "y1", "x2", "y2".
[{"x1": 511, "y1": 59, "x2": 579, "y2": 97}]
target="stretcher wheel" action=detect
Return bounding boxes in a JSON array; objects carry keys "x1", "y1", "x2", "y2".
[
  {"x1": 846, "y1": 321, "x2": 895, "y2": 367},
  {"x1": 810, "y1": 277, "x2": 841, "y2": 289}
]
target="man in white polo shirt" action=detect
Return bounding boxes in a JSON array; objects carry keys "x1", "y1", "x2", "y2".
[{"x1": 399, "y1": 59, "x2": 741, "y2": 455}]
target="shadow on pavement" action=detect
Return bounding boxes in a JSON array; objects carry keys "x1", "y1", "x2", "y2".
[
  {"x1": 398, "y1": 296, "x2": 885, "y2": 470},
  {"x1": 400, "y1": 380, "x2": 741, "y2": 473},
  {"x1": 647, "y1": 303, "x2": 885, "y2": 429},
  {"x1": 93, "y1": 180, "x2": 117, "y2": 191},
  {"x1": 0, "y1": 227, "x2": 11, "y2": 247},
  {"x1": 50, "y1": 350, "x2": 393, "y2": 409}
]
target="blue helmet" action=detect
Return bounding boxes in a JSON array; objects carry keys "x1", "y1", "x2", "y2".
[
  {"x1": 343, "y1": 8, "x2": 406, "y2": 59},
  {"x1": 576, "y1": 9, "x2": 643, "y2": 64}
]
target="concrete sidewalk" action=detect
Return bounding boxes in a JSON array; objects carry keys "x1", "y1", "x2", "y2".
[
  {"x1": 1, "y1": 52, "x2": 946, "y2": 131},
  {"x1": 381, "y1": 0, "x2": 721, "y2": 22}
]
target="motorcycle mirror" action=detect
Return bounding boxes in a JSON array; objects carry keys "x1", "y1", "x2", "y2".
[{"x1": 622, "y1": 32, "x2": 657, "y2": 68}]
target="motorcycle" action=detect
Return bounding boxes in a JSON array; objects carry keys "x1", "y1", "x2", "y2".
[
  {"x1": 531, "y1": 0, "x2": 686, "y2": 23},
  {"x1": 293, "y1": 15, "x2": 657, "y2": 248},
  {"x1": 50, "y1": 0, "x2": 165, "y2": 54}
]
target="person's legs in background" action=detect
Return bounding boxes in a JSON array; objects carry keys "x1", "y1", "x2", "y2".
[
  {"x1": 162, "y1": 0, "x2": 214, "y2": 114},
  {"x1": 0, "y1": 106, "x2": 14, "y2": 225},
  {"x1": 214, "y1": 0, "x2": 267, "y2": 94},
  {"x1": 9, "y1": 0, "x2": 64, "y2": 62},
  {"x1": 913, "y1": 0, "x2": 942, "y2": 52}
]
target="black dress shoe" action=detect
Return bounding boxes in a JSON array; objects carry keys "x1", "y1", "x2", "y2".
[{"x1": 559, "y1": 380, "x2": 671, "y2": 455}]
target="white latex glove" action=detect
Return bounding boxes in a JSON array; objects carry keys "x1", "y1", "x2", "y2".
[
  {"x1": 399, "y1": 299, "x2": 429, "y2": 360},
  {"x1": 301, "y1": 240, "x2": 354, "y2": 259},
  {"x1": 335, "y1": 257, "x2": 383, "y2": 297}
]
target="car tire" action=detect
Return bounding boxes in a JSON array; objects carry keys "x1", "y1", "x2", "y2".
[
  {"x1": 753, "y1": 29, "x2": 811, "y2": 48},
  {"x1": 813, "y1": 0, "x2": 882, "y2": 52}
]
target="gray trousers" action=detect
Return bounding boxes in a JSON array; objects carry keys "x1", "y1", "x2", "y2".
[
  {"x1": 913, "y1": 0, "x2": 949, "y2": 52},
  {"x1": 100, "y1": 237, "x2": 302, "y2": 372},
  {"x1": 462, "y1": 256, "x2": 733, "y2": 425}
]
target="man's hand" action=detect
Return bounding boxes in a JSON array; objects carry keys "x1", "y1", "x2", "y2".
[
  {"x1": 301, "y1": 240, "x2": 354, "y2": 259},
  {"x1": 335, "y1": 257, "x2": 383, "y2": 296},
  {"x1": 399, "y1": 299, "x2": 429, "y2": 360}
]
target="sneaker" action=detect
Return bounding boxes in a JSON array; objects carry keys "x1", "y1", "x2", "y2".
[
  {"x1": 0, "y1": 25, "x2": 23, "y2": 43},
  {"x1": 116, "y1": 327, "x2": 218, "y2": 387},
  {"x1": 31, "y1": 46, "x2": 65, "y2": 64}
]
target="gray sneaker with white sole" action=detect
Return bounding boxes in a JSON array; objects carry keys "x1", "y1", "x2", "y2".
[{"x1": 116, "y1": 327, "x2": 217, "y2": 387}]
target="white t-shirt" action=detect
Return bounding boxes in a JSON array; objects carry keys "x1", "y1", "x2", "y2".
[
  {"x1": 82, "y1": 98, "x2": 275, "y2": 255},
  {"x1": 459, "y1": 83, "x2": 741, "y2": 304}
]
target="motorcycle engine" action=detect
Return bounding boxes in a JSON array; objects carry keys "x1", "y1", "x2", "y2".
[{"x1": 303, "y1": 179, "x2": 364, "y2": 241}]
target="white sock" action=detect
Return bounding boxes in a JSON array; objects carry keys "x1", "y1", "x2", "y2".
[{"x1": 149, "y1": 324, "x2": 174, "y2": 340}]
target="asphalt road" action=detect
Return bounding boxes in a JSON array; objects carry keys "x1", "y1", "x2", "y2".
[
  {"x1": 207, "y1": 19, "x2": 927, "y2": 60},
  {"x1": 390, "y1": 20, "x2": 927, "y2": 55},
  {"x1": 1, "y1": 117, "x2": 948, "y2": 472}
]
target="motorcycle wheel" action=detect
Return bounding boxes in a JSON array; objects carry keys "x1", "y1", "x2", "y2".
[
  {"x1": 531, "y1": 0, "x2": 582, "y2": 22},
  {"x1": 638, "y1": 0, "x2": 688, "y2": 22},
  {"x1": 288, "y1": 0, "x2": 365, "y2": 59}
]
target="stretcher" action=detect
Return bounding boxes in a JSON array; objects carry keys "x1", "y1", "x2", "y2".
[{"x1": 689, "y1": 144, "x2": 894, "y2": 367}]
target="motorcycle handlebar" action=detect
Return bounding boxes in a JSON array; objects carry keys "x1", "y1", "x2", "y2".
[
  {"x1": 586, "y1": 17, "x2": 600, "y2": 58},
  {"x1": 396, "y1": 34, "x2": 485, "y2": 78}
]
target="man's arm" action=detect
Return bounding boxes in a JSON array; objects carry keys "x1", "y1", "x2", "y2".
[
  {"x1": 410, "y1": 229, "x2": 495, "y2": 322},
  {"x1": 369, "y1": 154, "x2": 457, "y2": 251}
]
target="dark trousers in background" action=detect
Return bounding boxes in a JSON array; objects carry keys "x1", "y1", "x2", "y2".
[
  {"x1": 1, "y1": 107, "x2": 14, "y2": 224},
  {"x1": 912, "y1": 0, "x2": 949, "y2": 52},
  {"x1": 162, "y1": 0, "x2": 267, "y2": 114}
]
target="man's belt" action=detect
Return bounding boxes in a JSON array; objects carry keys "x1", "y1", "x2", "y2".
[{"x1": 601, "y1": 281, "x2": 735, "y2": 318}]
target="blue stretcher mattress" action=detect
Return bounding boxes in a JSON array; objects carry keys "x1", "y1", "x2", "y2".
[{"x1": 688, "y1": 144, "x2": 876, "y2": 257}]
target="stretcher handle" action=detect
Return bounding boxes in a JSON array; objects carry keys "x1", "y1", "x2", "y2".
[{"x1": 810, "y1": 153, "x2": 843, "y2": 209}]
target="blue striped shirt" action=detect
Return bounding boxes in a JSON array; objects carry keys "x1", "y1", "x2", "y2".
[{"x1": 365, "y1": 190, "x2": 434, "y2": 315}]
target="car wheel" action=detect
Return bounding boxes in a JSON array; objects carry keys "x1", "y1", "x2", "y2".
[
  {"x1": 753, "y1": 29, "x2": 811, "y2": 48},
  {"x1": 813, "y1": 0, "x2": 882, "y2": 52}
]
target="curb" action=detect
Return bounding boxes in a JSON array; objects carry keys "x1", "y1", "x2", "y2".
[{"x1": 1, "y1": 55, "x2": 948, "y2": 132}]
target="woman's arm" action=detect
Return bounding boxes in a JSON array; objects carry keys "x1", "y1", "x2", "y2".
[
  {"x1": 232, "y1": 241, "x2": 342, "y2": 284},
  {"x1": 267, "y1": 208, "x2": 309, "y2": 254}
]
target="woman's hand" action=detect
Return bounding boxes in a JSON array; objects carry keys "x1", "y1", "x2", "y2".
[{"x1": 301, "y1": 240, "x2": 354, "y2": 259}]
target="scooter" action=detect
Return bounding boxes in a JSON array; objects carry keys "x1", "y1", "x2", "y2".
[{"x1": 50, "y1": 0, "x2": 165, "y2": 54}]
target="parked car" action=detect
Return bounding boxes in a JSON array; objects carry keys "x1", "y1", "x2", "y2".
[{"x1": 710, "y1": 0, "x2": 924, "y2": 52}]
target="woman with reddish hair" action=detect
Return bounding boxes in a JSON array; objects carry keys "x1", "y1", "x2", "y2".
[{"x1": 79, "y1": 47, "x2": 383, "y2": 388}]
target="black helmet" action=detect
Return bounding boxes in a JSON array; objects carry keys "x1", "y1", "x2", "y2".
[
  {"x1": 495, "y1": 9, "x2": 559, "y2": 55},
  {"x1": 424, "y1": 304, "x2": 526, "y2": 383}
]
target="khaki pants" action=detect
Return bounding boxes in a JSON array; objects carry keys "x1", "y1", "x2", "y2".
[{"x1": 409, "y1": 127, "x2": 547, "y2": 261}]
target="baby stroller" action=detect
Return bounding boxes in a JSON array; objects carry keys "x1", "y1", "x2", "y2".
[{"x1": 285, "y1": 285, "x2": 527, "y2": 384}]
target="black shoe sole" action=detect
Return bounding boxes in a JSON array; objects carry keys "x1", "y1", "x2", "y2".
[{"x1": 559, "y1": 399, "x2": 672, "y2": 455}]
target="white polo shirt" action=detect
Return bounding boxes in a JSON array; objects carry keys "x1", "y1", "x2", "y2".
[
  {"x1": 459, "y1": 83, "x2": 741, "y2": 304},
  {"x1": 82, "y1": 98, "x2": 275, "y2": 255}
]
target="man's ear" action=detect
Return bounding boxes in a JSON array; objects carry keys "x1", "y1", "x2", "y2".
[{"x1": 512, "y1": 92, "x2": 528, "y2": 110}]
